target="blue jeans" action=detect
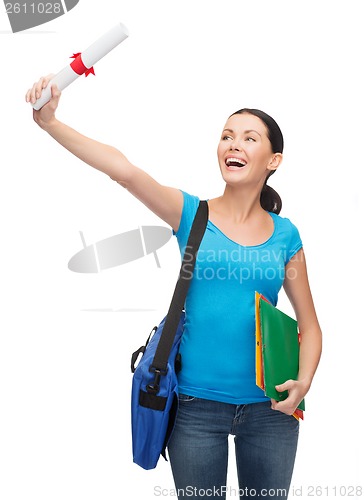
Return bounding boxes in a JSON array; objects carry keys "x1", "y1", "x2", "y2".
[{"x1": 167, "y1": 395, "x2": 299, "y2": 499}]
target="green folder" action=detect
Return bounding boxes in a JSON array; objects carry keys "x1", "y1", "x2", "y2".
[{"x1": 257, "y1": 294, "x2": 305, "y2": 412}]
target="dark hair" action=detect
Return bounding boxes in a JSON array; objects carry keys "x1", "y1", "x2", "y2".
[{"x1": 229, "y1": 108, "x2": 284, "y2": 214}]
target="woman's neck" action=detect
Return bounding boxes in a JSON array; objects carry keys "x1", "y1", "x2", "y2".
[{"x1": 213, "y1": 185, "x2": 266, "y2": 224}]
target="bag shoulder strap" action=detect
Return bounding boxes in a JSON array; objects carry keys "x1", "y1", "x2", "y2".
[{"x1": 150, "y1": 199, "x2": 209, "y2": 374}]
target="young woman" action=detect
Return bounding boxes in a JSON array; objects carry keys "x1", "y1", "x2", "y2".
[{"x1": 26, "y1": 76, "x2": 322, "y2": 499}]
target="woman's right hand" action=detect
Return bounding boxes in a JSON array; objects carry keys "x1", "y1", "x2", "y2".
[{"x1": 25, "y1": 74, "x2": 61, "y2": 129}]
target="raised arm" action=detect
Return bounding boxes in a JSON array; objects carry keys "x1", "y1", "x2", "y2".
[{"x1": 25, "y1": 75, "x2": 184, "y2": 233}]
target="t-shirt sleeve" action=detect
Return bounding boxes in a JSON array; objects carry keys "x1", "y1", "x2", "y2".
[
  {"x1": 284, "y1": 220, "x2": 303, "y2": 265},
  {"x1": 172, "y1": 189, "x2": 200, "y2": 256}
]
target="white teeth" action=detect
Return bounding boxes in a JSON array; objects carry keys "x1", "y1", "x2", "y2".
[{"x1": 226, "y1": 158, "x2": 247, "y2": 167}]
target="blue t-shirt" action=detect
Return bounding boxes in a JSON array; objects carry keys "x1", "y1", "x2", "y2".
[{"x1": 172, "y1": 190, "x2": 303, "y2": 405}]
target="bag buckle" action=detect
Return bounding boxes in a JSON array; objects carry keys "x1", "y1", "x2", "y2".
[{"x1": 147, "y1": 366, "x2": 167, "y2": 395}]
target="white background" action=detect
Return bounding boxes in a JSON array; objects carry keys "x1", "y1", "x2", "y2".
[{"x1": 1, "y1": 0, "x2": 363, "y2": 499}]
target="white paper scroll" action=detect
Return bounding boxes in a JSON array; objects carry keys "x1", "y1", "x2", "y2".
[{"x1": 32, "y1": 22, "x2": 129, "y2": 110}]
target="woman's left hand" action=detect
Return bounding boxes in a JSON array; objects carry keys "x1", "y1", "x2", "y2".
[{"x1": 270, "y1": 379, "x2": 309, "y2": 415}]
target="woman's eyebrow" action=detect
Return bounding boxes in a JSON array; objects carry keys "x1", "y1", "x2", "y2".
[
  {"x1": 223, "y1": 128, "x2": 262, "y2": 136},
  {"x1": 244, "y1": 129, "x2": 262, "y2": 137}
]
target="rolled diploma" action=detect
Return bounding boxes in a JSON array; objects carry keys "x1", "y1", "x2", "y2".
[{"x1": 32, "y1": 22, "x2": 129, "y2": 110}]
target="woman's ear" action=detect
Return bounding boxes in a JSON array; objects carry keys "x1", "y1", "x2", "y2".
[{"x1": 267, "y1": 153, "x2": 283, "y2": 172}]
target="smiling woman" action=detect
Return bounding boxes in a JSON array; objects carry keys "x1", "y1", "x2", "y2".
[
  {"x1": 218, "y1": 108, "x2": 284, "y2": 214},
  {"x1": 25, "y1": 72, "x2": 322, "y2": 500}
]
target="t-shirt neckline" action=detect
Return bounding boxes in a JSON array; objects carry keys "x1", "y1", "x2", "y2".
[{"x1": 206, "y1": 198, "x2": 277, "y2": 249}]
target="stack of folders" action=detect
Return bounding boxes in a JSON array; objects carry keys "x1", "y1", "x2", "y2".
[{"x1": 255, "y1": 292, "x2": 305, "y2": 421}]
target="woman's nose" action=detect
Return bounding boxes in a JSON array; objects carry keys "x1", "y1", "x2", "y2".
[{"x1": 229, "y1": 138, "x2": 241, "y2": 150}]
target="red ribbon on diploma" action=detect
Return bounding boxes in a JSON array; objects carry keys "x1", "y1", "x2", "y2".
[{"x1": 70, "y1": 53, "x2": 95, "y2": 77}]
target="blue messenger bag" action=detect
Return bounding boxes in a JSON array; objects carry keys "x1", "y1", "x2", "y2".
[{"x1": 130, "y1": 200, "x2": 208, "y2": 470}]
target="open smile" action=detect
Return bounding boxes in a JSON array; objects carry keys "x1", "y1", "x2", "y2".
[{"x1": 225, "y1": 156, "x2": 247, "y2": 170}]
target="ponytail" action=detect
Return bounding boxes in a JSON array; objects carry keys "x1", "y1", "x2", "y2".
[{"x1": 260, "y1": 172, "x2": 282, "y2": 214}]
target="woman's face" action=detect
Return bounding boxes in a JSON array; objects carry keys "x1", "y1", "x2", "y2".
[{"x1": 217, "y1": 113, "x2": 281, "y2": 187}]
